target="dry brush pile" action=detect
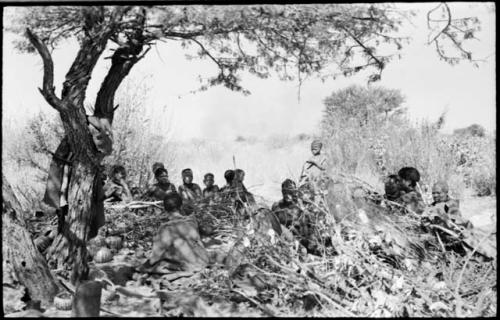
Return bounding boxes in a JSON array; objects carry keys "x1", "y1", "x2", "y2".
[{"x1": 16, "y1": 174, "x2": 497, "y2": 317}]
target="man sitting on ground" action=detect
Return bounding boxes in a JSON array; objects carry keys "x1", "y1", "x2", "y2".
[
  {"x1": 103, "y1": 165, "x2": 132, "y2": 202},
  {"x1": 178, "y1": 168, "x2": 202, "y2": 202},
  {"x1": 143, "y1": 165, "x2": 177, "y2": 201},
  {"x1": 272, "y1": 179, "x2": 302, "y2": 228},
  {"x1": 428, "y1": 180, "x2": 472, "y2": 228},
  {"x1": 139, "y1": 192, "x2": 209, "y2": 273},
  {"x1": 233, "y1": 169, "x2": 256, "y2": 205},
  {"x1": 202, "y1": 173, "x2": 220, "y2": 200},
  {"x1": 396, "y1": 167, "x2": 426, "y2": 214}
]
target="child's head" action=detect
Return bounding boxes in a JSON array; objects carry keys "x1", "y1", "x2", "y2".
[
  {"x1": 398, "y1": 167, "x2": 420, "y2": 189},
  {"x1": 110, "y1": 165, "x2": 126, "y2": 182},
  {"x1": 181, "y1": 168, "x2": 193, "y2": 184},
  {"x1": 203, "y1": 173, "x2": 215, "y2": 187},
  {"x1": 224, "y1": 169, "x2": 235, "y2": 184},
  {"x1": 311, "y1": 140, "x2": 323, "y2": 155},
  {"x1": 163, "y1": 192, "x2": 183, "y2": 213},
  {"x1": 155, "y1": 168, "x2": 170, "y2": 185},
  {"x1": 281, "y1": 179, "x2": 297, "y2": 203},
  {"x1": 384, "y1": 174, "x2": 401, "y2": 199},
  {"x1": 432, "y1": 181, "x2": 449, "y2": 203}
]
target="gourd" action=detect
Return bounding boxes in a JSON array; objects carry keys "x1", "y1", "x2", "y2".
[
  {"x1": 89, "y1": 236, "x2": 106, "y2": 247},
  {"x1": 54, "y1": 292, "x2": 73, "y2": 310},
  {"x1": 105, "y1": 236, "x2": 122, "y2": 249},
  {"x1": 94, "y1": 247, "x2": 113, "y2": 263}
]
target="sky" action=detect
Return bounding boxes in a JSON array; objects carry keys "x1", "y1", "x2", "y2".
[{"x1": 2, "y1": 3, "x2": 496, "y2": 141}]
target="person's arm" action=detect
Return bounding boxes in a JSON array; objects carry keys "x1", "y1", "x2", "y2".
[
  {"x1": 103, "y1": 182, "x2": 120, "y2": 199},
  {"x1": 118, "y1": 179, "x2": 132, "y2": 202},
  {"x1": 195, "y1": 184, "x2": 203, "y2": 198}
]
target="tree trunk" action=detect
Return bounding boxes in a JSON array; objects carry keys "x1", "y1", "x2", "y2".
[
  {"x1": 2, "y1": 174, "x2": 59, "y2": 306},
  {"x1": 46, "y1": 161, "x2": 101, "y2": 284}
]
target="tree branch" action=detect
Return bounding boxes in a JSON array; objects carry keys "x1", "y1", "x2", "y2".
[{"x1": 25, "y1": 28, "x2": 65, "y2": 111}]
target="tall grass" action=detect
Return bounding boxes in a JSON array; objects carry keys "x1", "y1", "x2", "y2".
[{"x1": 321, "y1": 104, "x2": 496, "y2": 199}]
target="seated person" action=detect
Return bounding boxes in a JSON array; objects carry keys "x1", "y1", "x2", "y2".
[
  {"x1": 202, "y1": 173, "x2": 220, "y2": 200},
  {"x1": 178, "y1": 168, "x2": 202, "y2": 202},
  {"x1": 233, "y1": 168, "x2": 256, "y2": 205},
  {"x1": 272, "y1": 179, "x2": 301, "y2": 228},
  {"x1": 219, "y1": 169, "x2": 234, "y2": 194},
  {"x1": 429, "y1": 181, "x2": 471, "y2": 228},
  {"x1": 103, "y1": 165, "x2": 132, "y2": 202},
  {"x1": 143, "y1": 166, "x2": 176, "y2": 201},
  {"x1": 397, "y1": 167, "x2": 425, "y2": 214},
  {"x1": 384, "y1": 174, "x2": 402, "y2": 202},
  {"x1": 139, "y1": 193, "x2": 209, "y2": 272}
]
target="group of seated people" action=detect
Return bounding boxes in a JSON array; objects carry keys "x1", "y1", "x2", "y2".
[
  {"x1": 383, "y1": 166, "x2": 470, "y2": 229},
  {"x1": 102, "y1": 162, "x2": 256, "y2": 206}
]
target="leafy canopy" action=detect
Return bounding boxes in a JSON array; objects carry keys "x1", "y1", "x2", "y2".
[{"x1": 7, "y1": 4, "x2": 481, "y2": 95}]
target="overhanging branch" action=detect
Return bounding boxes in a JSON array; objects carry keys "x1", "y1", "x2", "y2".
[{"x1": 25, "y1": 28, "x2": 65, "y2": 111}]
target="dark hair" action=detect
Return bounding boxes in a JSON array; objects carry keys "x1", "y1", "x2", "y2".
[
  {"x1": 281, "y1": 179, "x2": 296, "y2": 192},
  {"x1": 109, "y1": 165, "x2": 126, "y2": 178},
  {"x1": 181, "y1": 168, "x2": 193, "y2": 175},
  {"x1": 154, "y1": 167, "x2": 168, "y2": 178},
  {"x1": 204, "y1": 173, "x2": 214, "y2": 180},
  {"x1": 398, "y1": 167, "x2": 420, "y2": 187},
  {"x1": 384, "y1": 174, "x2": 401, "y2": 199},
  {"x1": 224, "y1": 170, "x2": 235, "y2": 183},
  {"x1": 152, "y1": 162, "x2": 165, "y2": 174},
  {"x1": 163, "y1": 192, "x2": 182, "y2": 212},
  {"x1": 234, "y1": 169, "x2": 245, "y2": 180}
]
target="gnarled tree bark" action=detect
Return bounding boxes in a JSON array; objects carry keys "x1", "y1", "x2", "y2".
[
  {"x1": 26, "y1": 6, "x2": 148, "y2": 285},
  {"x1": 2, "y1": 174, "x2": 59, "y2": 306}
]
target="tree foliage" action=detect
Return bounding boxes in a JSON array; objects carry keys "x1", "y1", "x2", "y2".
[
  {"x1": 453, "y1": 123, "x2": 486, "y2": 137},
  {"x1": 323, "y1": 84, "x2": 406, "y2": 128},
  {"x1": 8, "y1": 4, "x2": 481, "y2": 98}
]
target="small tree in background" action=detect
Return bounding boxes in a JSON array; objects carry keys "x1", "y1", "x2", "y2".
[{"x1": 453, "y1": 123, "x2": 486, "y2": 137}]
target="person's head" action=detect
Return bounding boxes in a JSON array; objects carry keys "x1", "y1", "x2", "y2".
[
  {"x1": 432, "y1": 181, "x2": 449, "y2": 203},
  {"x1": 152, "y1": 162, "x2": 165, "y2": 175},
  {"x1": 384, "y1": 174, "x2": 401, "y2": 199},
  {"x1": 163, "y1": 192, "x2": 183, "y2": 213},
  {"x1": 311, "y1": 140, "x2": 323, "y2": 155},
  {"x1": 181, "y1": 168, "x2": 193, "y2": 184},
  {"x1": 110, "y1": 165, "x2": 126, "y2": 182},
  {"x1": 203, "y1": 173, "x2": 215, "y2": 187},
  {"x1": 224, "y1": 169, "x2": 235, "y2": 185},
  {"x1": 281, "y1": 179, "x2": 297, "y2": 203},
  {"x1": 398, "y1": 167, "x2": 420, "y2": 188},
  {"x1": 234, "y1": 169, "x2": 245, "y2": 182},
  {"x1": 155, "y1": 168, "x2": 170, "y2": 185}
]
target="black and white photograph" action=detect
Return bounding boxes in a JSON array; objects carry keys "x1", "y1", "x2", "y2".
[{"x1": 2, "y1": 2, "x2": 496, "y2": 317}]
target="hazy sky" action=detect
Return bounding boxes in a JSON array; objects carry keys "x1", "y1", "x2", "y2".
[{"x1": 2, "y1": 3, "x2": 496, "y2": 141}]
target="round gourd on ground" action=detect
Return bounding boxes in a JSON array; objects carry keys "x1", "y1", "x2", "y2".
[
  {"x1": 89, "y1": 236, "x2": 106, "y2": 247},
  {"x1": 105, "y1": 236, "x2": 122, "y2": 249},
  {"x1": 94, "y1": 247, "x2": 113, "y2": 263},
  {"x1": 54, "y1": 292, "x2": 73, "y2": 310}
]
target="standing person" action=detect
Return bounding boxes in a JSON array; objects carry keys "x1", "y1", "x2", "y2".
[
  {"x1": 103, "y1": 165, "x2": 132, "y2": 202},
  {"x1": 143, "y1": 165, "x2": 177, "y2": 201},
  {"x1": 299, "y1": 140, "x2": 328, "y2": 202},
  {"x1": 178, "y1": 168, "x2": 202, "y2": 202},
  {"x1": 202, "y1": 173, "x2": 220, "y2": 200}
]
